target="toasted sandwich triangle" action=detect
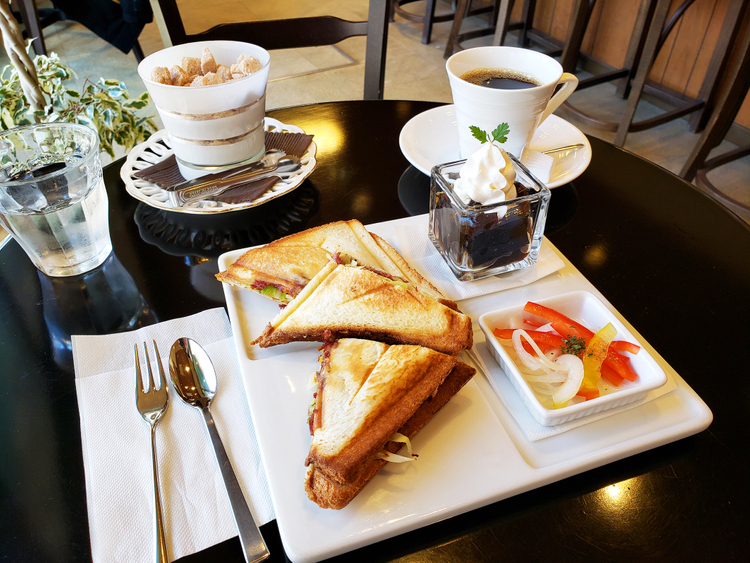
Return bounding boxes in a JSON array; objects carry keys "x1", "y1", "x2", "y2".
[
  {"x1": 251, "y1": 263, "x2": 472, "y2": 355},
  {"x1": 304, "y1": 338, "x2": 476, "y2": 509}
]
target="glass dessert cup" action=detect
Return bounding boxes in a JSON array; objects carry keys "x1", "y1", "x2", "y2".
[{"x1": 428, "y1": 154, "x2": 551, "y2": 281}]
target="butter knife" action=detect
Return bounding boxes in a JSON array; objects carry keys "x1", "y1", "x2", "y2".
[
  {"x1": 167, "y1": 150, "x2": 286, "y2": 192},
  {"x1": 166, "y1": 154, "x2": 301, "y2": 207}
]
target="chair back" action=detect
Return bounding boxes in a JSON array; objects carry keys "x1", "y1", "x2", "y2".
[{"x1": 147, "y1": 0, "x2": 389, "y2": 99}]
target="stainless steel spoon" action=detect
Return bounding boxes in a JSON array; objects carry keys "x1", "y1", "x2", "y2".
[{"x1": 168, "y1": 337, "x2": 269, "y2": 563}]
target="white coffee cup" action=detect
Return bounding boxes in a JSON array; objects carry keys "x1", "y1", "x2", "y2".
[{"x1": 446, "y1": 46, "x2": 578, "y2": 158}]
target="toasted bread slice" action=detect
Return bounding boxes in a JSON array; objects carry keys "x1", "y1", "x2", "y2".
[
  {"x1": 304, "y1": 339, "x2": 475, "y2": 509},
  {"x1": 251, "y1": 263, "x2": 473, "y2": 355},
  {"x1": 216, "y1": 219, "x2": 452, "y2": 306}
]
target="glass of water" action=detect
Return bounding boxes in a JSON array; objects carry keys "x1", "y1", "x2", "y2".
[{"x1": 0, "y1": 123, "x2": 112, "y2": 277}]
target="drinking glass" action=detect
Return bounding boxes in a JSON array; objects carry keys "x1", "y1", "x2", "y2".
[
  {"x1": 428, "y1": 153, "x2": 551, "y2": 281},
  {"x1": 0, "y1": 123, "x2": 112, "y2": 277},
  {"x1": 138, "y1": 40, "x2": 271, "y2": 180}
]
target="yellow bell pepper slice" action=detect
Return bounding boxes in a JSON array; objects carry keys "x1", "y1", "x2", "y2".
[{"x1": 582, "y1": 322, "x2": 617, "y2": 390}]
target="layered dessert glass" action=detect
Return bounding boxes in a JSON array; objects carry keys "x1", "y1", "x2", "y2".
[
  {"x1": 138, "y1": 40, "x2": 270, "y2": 180},
  {"x1": 428, "y1": 153, "x2": 550, "y2": 281}
]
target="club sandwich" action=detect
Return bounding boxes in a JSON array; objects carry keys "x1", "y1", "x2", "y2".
[
  {"x1": 305, "y1": 338, "x2": 476, "y2": 509},
  {"x1": 251, "y1": 261, "x2": 473, "y2": 355},
  {"x1": 216, "y1": 219, "x2": 453, "y2": 307}
]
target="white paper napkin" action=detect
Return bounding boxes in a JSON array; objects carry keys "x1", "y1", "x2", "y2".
[
  {"x1": 464, "y1": 330, "x2": 678, "y2": 441},
  {"x1": 393, "y1": 216, "x2": 565, "y2": 301},
  {"x1": 73, "y1": 308, "x2": 274, "y2": 563}
]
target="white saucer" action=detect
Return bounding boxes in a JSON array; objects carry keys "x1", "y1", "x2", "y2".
[
  {"x1": 120, "y1": 118, "x2": 317, "y2": 215},
  {"x1": 399, "y1": 104, "x2": 592, "y2": 188}
]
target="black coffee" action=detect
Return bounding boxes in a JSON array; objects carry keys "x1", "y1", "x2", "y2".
[{"x1": 460, "y1": 68, "x2": 541, "y2": 90}]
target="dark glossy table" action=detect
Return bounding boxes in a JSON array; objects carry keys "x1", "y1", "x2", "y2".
[{"x1": 1, "y1": 101, "x2": 748, "y2": 563}]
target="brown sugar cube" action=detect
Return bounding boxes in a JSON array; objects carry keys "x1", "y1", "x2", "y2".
[
  {"x1": 190, "y1": 74, "x2": 207, "y2": 87},
  {"x1": 236, "y1": 56, "x2": 262, "y2": 75},
  {"x1": 202, "y1": 72, "x2": 223, "y2": 85},
  {"x1": 201, "y1": 47, "x2": 217, "y2": 75},
  {"x1": 230, "y1": 57, "x2": 261, "y2": 78},
  {"x1": 231, "y1": 73, "x2": 245, "y2": 80},
  {"x1": 182, "y1": 57, "x2": 202, "y2": 77},
  {"x1": 150, "y1": 66, "x2": 172, "y2": 85},
  {"x1": 169, "y1": 65, "x2": 190, "y2": 87},
  {"x1": 216, "y1": 64, "x2": 233, "y2": 82}
]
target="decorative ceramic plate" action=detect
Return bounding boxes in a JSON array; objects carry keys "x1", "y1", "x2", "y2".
[{"x1": 120, "y1": 118, "x2": 317, "y2": 215}]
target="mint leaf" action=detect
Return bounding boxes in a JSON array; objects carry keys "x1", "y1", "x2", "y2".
[
  {"x1": 469, "y1": 125, "x2": 489, "y2": 144},
  {"x1": 491, "y1": 123, "x2": 510, "y2": 144}
]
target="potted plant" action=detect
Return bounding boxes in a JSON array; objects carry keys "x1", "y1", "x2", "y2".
[{"x1": 0, "y1": 2, "x2": 156, "y2": 159}]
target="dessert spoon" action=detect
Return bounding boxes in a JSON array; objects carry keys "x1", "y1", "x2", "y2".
[{"x1": 168, "y1": 337, "x2": 269, "y2": 563}]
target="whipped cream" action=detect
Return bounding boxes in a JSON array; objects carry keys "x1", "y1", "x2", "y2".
[{"x1": 453, "y1": 142, "x2": 516, "y2": 205}]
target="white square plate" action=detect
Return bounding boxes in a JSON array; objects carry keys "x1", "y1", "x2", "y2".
[
  {"x1": 478, "y1": 291, "x2": 667, "y2": 426},
  {"x1": 220, "y1": 215, "x2": 711, "y2": 563}
]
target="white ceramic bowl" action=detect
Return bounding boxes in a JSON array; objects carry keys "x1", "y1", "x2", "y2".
[
  {"x1": 137, "y1": 40, "x2": 270, "y2": 173},
  {"x1": 478, "y1": 290, "x2": 667, "y2": 426}
]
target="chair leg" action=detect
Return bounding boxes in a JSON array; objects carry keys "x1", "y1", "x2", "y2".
[
  {"x1": 364, "y1": 0, "x2": 390, "y2": 100},
  {"x1": 559, "y1": 0, "x2": 595, "y2": 73},
  {"x1": 613, "y1": 0, "x2": 671, "y2": 147},
  {"x1": 132, "y1": 40, "x2": 144, "y2": 63},
  {"x1": 444, "y1": 0, "x2": 470, "y2": 58},
  {"x1": 422, "y1": 0, "x2": 438, "y2": 44},
  {"x1": 491, "y1": 0, "x2": 514, "y2": 46},
  {"x1": 680, "y1": 22, "x2": 750, "y2": 183},
  {"x1": 687, "y1": 0, "x2": 748, "y2": 132},
  {"x1": 518, "y1": 0, "x2": 535, "y2": 47},
  {"x1": 14, "y1": 0, "x2": 46, "y2": 56}
]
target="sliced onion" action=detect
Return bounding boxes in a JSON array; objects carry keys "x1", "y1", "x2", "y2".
[
  {"x1": 552, "y1": 354, "x2": 584, "y2": 407},
  {"x1": 545, "y1": 348, "x2": 561, "y2": 362},
  {"x1": 375, "y1": 451, "x2": 416, "y2": 463},
  {"x1": 512, "y1": 329, "x2": 567, "y2": 373},
  {"x1": 508, "y1": 314, "x2": 527, "y2": 330},
  {"x1": 376, "y1": 432, "x2": 416, "y2": 463},
  {"x1": 525, "y1": 373, "x2": 569, "y2": 384},
  {"x1": 389, "y1": 432, "x2": 413, "y2": 456}
]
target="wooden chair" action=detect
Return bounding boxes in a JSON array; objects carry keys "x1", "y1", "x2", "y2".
[
  {"x1": 147, "y1": 0, "x2": 390, "y2": 100},
  {"x1": 680, "y1": 7, "x2": 750, "y2": 213}
]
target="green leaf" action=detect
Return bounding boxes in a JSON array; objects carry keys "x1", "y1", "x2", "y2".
[
  {"x1": 469, "y1": 125, "x2": 489, "y2": 144},
  {"x1": 491, "y1": 122, "x2": 510, "y2": 144}
]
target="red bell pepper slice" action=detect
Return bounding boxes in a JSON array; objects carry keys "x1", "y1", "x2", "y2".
[
  {"x1": 493, "y1": 328, "x2": 564, "y2": 349},
  {"x1": 610, "y1": 340, "x2": 641, "y2": 354},
  {"x1": 601, "y1": 362, "x2": 624, "y2": 387},
  {"x1": 525, "y1": 302, "x2": 592, "y2": 339},
  {"x1": 576, "y1": 386, "x2": 600, "y2": 400}
]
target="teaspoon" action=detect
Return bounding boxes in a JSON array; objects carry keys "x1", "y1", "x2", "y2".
[{"x1": 168, "y1": 337, "x2": 270, "y2": 563}]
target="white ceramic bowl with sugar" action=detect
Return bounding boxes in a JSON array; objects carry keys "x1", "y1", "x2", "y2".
[
  {"x1": 138, "y1": 40, "x2": 270, "y2": 178},
  {"x1": 478, "y1": 290, "x2": 667, "y2": 426}
]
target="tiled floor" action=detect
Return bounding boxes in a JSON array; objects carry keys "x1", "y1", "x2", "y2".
[{"x1": 2, "y1": 0, "x2": 748, "y2": 226}]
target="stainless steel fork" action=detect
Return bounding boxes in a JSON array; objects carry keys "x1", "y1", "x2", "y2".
[{"x1": 135, "y1": 340, "x2": 170, "y2": 563}]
